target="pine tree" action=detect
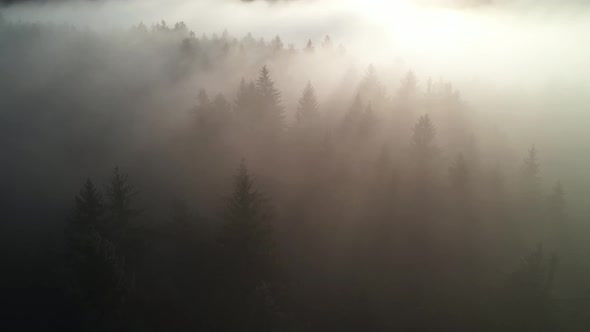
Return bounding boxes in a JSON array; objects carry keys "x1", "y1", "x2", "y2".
[
  {"x1": 196, "y1": 89, "x2": 211, "y2": 115},
  {"x1": 295, "y1": 81, "x2": 319, "y2": 125},
  {"x1": 520, "y1": 145, "x2": 541, "y2": 201},
  {"x1": 502, "y1": 244, "x2": 558, "y2": 331},
  {"x1": 235, "y1": 79, "x2": 258, "y2": 116},
  {"x1": 359, "y1": 64, "x2": 386, "y2": 108},
  {"x1": 321, "y1": 35, "x2": 333, "y2": 49},
  {"x1": 106, "y1": 167, "x2": 139, "y2": 228},
  {"x1": 220, "y1": 161, "x2": 273, "y2": 268},
  {"x1": 217, "y1": 160, "x2": 278, "y2": 331},
  {"x1": 65, "y1": 181, "x2": 132, "y2": 330},
  {"x1": 255, "y1": 65, "x2": 284, "y2": 131},
  {"x1": 74, "y1": 179, "x2": 105, "y2": 230},
  {"x1": 304, "y1": 39, "x2": 314, "y2": 53},
  {"x1": 271, "y1": 35, "x2": 283, "y2": 53},
  {"x1": 398, "y1": 70, "x2": 418, "y2": 102},
  {"x1": 412, "y1": 114, "x2": 436, "y2": 159}
]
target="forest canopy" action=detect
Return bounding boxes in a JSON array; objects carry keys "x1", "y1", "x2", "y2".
[{"x1": 1, "y1": 2, "x2": 590, "y2": 331}]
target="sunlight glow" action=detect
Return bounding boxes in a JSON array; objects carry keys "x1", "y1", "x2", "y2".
[{"x1": 357, "y1": 0, "x2": 479, "y2": 51}]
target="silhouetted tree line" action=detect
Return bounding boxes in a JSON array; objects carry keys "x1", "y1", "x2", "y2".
[{"x1": 1, "y1": 19, "x2": 588, "y2": 331}]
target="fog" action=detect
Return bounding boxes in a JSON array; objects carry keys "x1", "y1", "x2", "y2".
[{"x1": 1, "y1": 0, "x2": 590, "y2": 330}]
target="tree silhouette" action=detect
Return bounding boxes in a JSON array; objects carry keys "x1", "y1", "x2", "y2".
[
  {"x1": 271, "y1": 35, "x2": 283, "y2": 53},
  {"x1": 359, "y1": 64, "x2": 386, "y2": 108},
  {"x1": 255, "y1": 65, "x2": 285, "y2": 131},
  {"x1": 106, "y1": 167, "x2": 140, "y2": 231},
  {"x1": 65, "y1": 181, "x2": 132, "y2": 331},
  {"x1": 217, "y1": 160, "x2": 278, "y2": 331},
  {"x1": 520, "y1": 145, "x2": 541, "y2": 203},
  {"x1": 295, "y1": 81, "x2": 319, "y2": 125},
  {"x1": 321, "y1": 35, "x2": 333, "y2": 49},
  {"x1": 235, "y1": 78, "x2": 258, "y2": 122},
  {"x1": 501, "y1": 244, "x2": 559, "y2": 331},
  {"x1": 74, "y1": 179, "x2": 105, "y2": 230},
  {"x1": 412, "y1": 114, "x2": 436, "y2": 160},
  {"x1": 219, "y1": 161, "x2": 273, "y2": 271},
  {"x1": 304, "y1": 39, "x2": 314, "y2": 53},
  {"x1": 398, "y1": 70, "x2": 419, "y2": 103}
]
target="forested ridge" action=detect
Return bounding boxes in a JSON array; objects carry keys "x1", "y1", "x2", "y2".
[{"x1": 1, "y1": 18, "x2": 589, "y2": 331}]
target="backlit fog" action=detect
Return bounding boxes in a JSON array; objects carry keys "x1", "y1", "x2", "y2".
[{"x1": 1, "y1": 0, "x2": 589, "y2": 330}]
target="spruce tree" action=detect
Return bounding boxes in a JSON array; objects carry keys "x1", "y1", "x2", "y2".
[
  {"x1": 412, "y1": 114, "x2": 436, "y2": 159},
  {"x1": 271, "y1": 35, "x2": 283, "y2": 53},
  {"x1": 74, "y1": 179, "x2": 105, "y2": 230},
  {"x1": 359, "y1": 64, "x2": 386, "y2": 107},
  {"x1": 520, "y1": 145, "x2": 541, "y2": 202},
  {"x1": 502, "y1": 244, "x2": 558, "y2": 331},
  {"x1": 106, "y1": 167, "x2": 139, "y2": 230},
  {"x1": 304, "y1": 39, "x2": 314, "y2": 53},
  {"x1": 295, "y1": 81, "x2": 319, "y2": 125},
  {"x1": 65, "y1": 181, "x2": 131, "y2": 330},
  {"x1": 321, "y1": 35, "x2": 333, "y2": 49},
  {"x1": 398, "y1": 70, "x2": 418, "y2": 102},
  {"x1": 220, "y1": 161, "x2": 274, "y2": 276},
  {"x1": 235, "y1": 78, "x2": 258, "y2": 119},
  {"x1": 217, "y1": 160, "x2": 278, "y2": 331},
  {"x1": 255, "y1": 65, "x2": 284, "y2": 131}
]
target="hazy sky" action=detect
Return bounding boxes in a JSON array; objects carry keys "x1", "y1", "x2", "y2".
[{"x1": 2, "y1": 0, "x2": 589, "y2": 90}]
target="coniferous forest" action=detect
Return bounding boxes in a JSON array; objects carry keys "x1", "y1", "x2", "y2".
[{"x1": 1, "y1": 2, "x2": 590, "y2": 331}]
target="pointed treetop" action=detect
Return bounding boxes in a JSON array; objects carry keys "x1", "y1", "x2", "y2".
[
  {"x1": 398, "y1": 70, "x2": 418, "y2": 100},
  {"x1": 322, "y1": 35, "x2": 333, "y2": 49},
  {"x1": 412, "y1": 114, "x2": 436, "y2": 150},
  {"x1": 296, "y1": 81, "x2": 319, "y2": 124},
  {"x1": 75, "y1": 178, "x2": 105, "y2": 225},
  {"x1": 523, "y1": 144, "x2": 540, "y2": 177},
  {"x1": 304, "y1": 39, "x2": 315, "y2": 53}
]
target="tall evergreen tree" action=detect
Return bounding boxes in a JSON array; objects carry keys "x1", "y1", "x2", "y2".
[
  {"x1": 520, "y1": 145, "x2": 541, "y2": 202},
  {"x1": 65, "y1": 181, "x2": 131, "y2": 331},
  {"x1": 359, "y1": 64, "x2": 386, "y2": 108},
  {"x1": 501, "y1": 244, "x2": 558, "y2": 332},
  {"x1": 219, "y1": 161, "x2": 274, "y2": 274},
  {"x1": 74, "y1": 179, "x2": 105, "y2": 230},
  {"x1": 304, "y1": 39, "x2": 314, "y2": 53},
  {"x1": 217, "y1": 160, "x2": 278, "y2": 331},
  {"x1": 295, "y1": 81, "x2": 319, "y2": 125},
  {"x1": 235, "y1": 78, "x2": 258, "y2": 118},
  {"x1": 321, "y1": 35, "x2": 333, "y2": 49},
  {"x1": 398, "y1": 70, "x2": 418, "y2": 102},
  {"x1": 412, "y1": 114, "x2": 436, "y2": 159},
  {"x1": 255, "y1": 65, "x2": 284, "y2": 131},
  {"x1": 106, "y1": 167, "x2": 139, "y2": 230},
  {"x1": 271, "y1": 35, "x2": 283, "y2": 53}
]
